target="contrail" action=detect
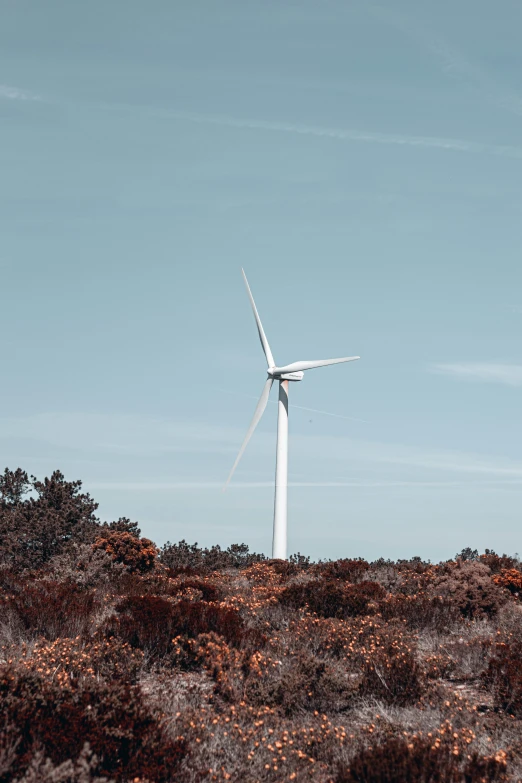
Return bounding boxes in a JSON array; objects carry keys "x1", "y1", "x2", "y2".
[
  {"x1": 214, "y1": 386, "x2": 369, "y2": 423},
  {"x1": 165, "y1": 109, "x2": 522, "y2": 161}
]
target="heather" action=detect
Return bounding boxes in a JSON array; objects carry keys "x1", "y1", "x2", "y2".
[{"x1": 1, "y1": 469, "x2": 522, "y2": 781}]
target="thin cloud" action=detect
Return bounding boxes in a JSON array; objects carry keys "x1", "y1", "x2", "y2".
[
  {"x1": 290, "y1": 403, "x2": 368, "y2": 424},
  {"x1": 87, "y1": 479, "x2": 522, "y2": 491},
  {"x1": 0, "y1": 84, "x2": 40, "y2": 101},
  {"x1": 167, "y1": 110, "x2": 522, "y2": 161},
  {"x1": 214, "y1": 386, "x2": 368, "y2": 423},
  {"x1": 429, "y1": 363, "x2": 522, "y2": 387},
  {"x1": 4, "y1": 411, "x2": 522, "y2": 481},
  {"x1": 366, "y1": 4, "x2": 522, "y2": 119}
]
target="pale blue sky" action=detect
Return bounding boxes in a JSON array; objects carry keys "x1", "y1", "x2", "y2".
[{"x1": 1, "y1": 0, "x2": 521, "y2": 560}]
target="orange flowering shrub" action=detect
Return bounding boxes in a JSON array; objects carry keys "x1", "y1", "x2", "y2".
[
  {"x1": 479, "y1": 550, "x2": 519, "y2": 574},
  {"x1": 492, "y1": 568, "x2": 522, "y2": 595},
  {"x1": 11, "y1": 636, "x2": 144, "y2": 684},
  {"x1": 358, "y1": 635, "x2": 424, "y2": 705},
  {"x1": 92, "y1": 531, "x2": 158, "y2": 573},
  {"x1": 173, "y1": 632, "x2": 357, "y2": 713}
]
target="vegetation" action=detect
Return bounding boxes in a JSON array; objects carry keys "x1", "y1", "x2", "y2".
[{"x1": 1, "y1": 467, "x2": 522, "y2": 781}]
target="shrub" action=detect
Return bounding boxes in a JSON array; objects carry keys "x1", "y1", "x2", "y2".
[
  {"x1": 2, "y1": 581, "x2": 96, "y2": 640},
  {"x1": 172, "y1": 632, "x2": 246, "y2": 701},
  {"x1": 492, "y1": 568, "x2": 522, "y2": 596},
  {"x1": 0, "y1": 667, "x2": 187, "y2": 781},
  {"x1": 107, "y1": 595, "x2": 252, "y2": 659},
  {"x1": 100, "y1": 516, "x2": 141, "y2": 538},
  {"x1": 107, "y1": 595, "x2": 178, "y2": 659},
  {"x1": 455, "y1": 547, "x2": 480, "y2": 562},
  {"x1": 168, "y1": 599, "x2": 252, "y2": 648},
  {"x1": 264, "y1": 559, "x2": 301, "y2": 577},
  {"x1": 9, "y1": 743, "x2": 108, "y2": 783},
  {"x1": 0, "y1": 469, "x2": 100, "y2": 571},
  {"x1": 380, "y1": 593, "x2": 460, "y2": 632},
  {"x1": 92, "y1": 532, "x2": 157, "y2": 573},
  {"x1": 358, "y1": 640, "x2": 424, "y2": 705},
  {"x1": 319, "y1": 558, "x2": 370, "y2": 582},
  {"x1": 480, "y1": 550, "x2": 520, "y2": 574},
  {"x1": 482, "y1": 641, "x2": 522, "y2": 716},
  {"x1": 288, "y1": 551, "x2": 312, "y2": 569},
  {"x1": 434, "y1": 561, "x2": 506, "y2": 619},
  {"x1": 159, "y1": 540, "x2": 265, "y2": 574},
  {"x1": 173, "y1": 633, "x2": 357, "y2": 713},
  {"x1": 280, "y1": 579, "x2": 385, "y2": 619},
  {"x1": 336, "y1": 734, "x2": 507, "y2": 783},
  {"x1": 424, "y1": 636, "x2": 492, "y2": 683},
  {"x1": 244, "y1": 651, "x2": 357, "y2": 715},
  {"x1": 173, "y1": 578, "x2": 222, "y2": 602},
  {"x1": 48, "y1": 542, "x2": 122, "y2": 588},
  {"x1": 396, "y1": 556, "x2": 431, "y2": 574},
  {"x1": 159, "y1": 539, "x2": 203, "y2": 572},
  {"x1": 16, "y1": 636, "x2": 144, "y2": 685}
]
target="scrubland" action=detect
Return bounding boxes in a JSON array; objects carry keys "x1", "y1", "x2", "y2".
[{"x1": 1, "y1": 468, "x2": 522, "y2": 782}]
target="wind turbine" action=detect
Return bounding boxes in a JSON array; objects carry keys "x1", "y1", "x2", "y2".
[{"x1": 224, "y1": 269, "x2": 360, "y2": 560}]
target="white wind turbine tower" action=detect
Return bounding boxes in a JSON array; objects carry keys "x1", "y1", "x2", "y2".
[{"x1": 224, "y1": 269, "x2": 360, "y2": 560}]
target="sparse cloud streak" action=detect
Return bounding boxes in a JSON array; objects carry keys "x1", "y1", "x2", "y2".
[
  {"x1": 214, "y1": 386, "x2": 368, "y2": 423},
  {"x1": 429, "y1": 363, "x2": 522, "y2": 387},
  {"x1": 366, "y1": 4, "x2": 522, "y2": 119},
  {"x1": 87, "y1": 479, "x2": 522, "y2": 491},
  {"x1": 0, "y1": 84, "x2": 40, "y2": 101},
  {"x1": 166, "y1": 110, "x2": 522, "y2": 161}
]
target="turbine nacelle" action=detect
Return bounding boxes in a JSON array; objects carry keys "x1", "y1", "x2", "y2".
[{"x1": 268, "y1": 368, "x2": 304, "y2": 382}]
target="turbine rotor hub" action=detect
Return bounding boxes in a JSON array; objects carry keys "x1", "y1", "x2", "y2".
[{"x1": 268, "y1": 368, "x2": 304, "y2": 382}]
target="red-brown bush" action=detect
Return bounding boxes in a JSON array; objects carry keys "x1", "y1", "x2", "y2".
[
  {"x1": 159, "y1": 539, "x2": 266, "y2": 573},
  {"x1": 243, "y1": 651, "x2": 357, "y2": 715},
  {"x1": 280, "y1": 579, "x2": 386, "y2": 619},
  {"x1": 380, "y1": 593, "x2": 461, "y2": 631},
  {"x1": 434, "y1": 561, "x2": 506, "y2": 619},
  {"x1": 319, "y1": 558, "x2": 370, "y2": 582},
  {"x1": 482, "y1": 641, "x2": 522, "y2": 716},
  {"x1": 175, "y1": 577, "x2": 223, "y2": 602},
  {"x1": 92, "y1": 531, "x2": 157, "y2": 573},
  {"x1": 358, "y1": 637, "x2": 424, "y2": 705},
  {"x1": 2, "y1": 580, "x2": 96, "y2": 639},
  {"x1": 107, "y1": 595, "x2": 253, "y2": 659},
  {"x1": 336, "y1": 734, "x2": 507, "y2": 783},
  {"x1": 0, "y1": 667, "x2": 187, "y2": 782}
]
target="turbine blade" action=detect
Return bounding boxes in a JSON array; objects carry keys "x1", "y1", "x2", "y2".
[
  {"x1": 241, "y1": 269, "x2": 275, "y2": 368},
  {"x1": 275, "y1": 357, "x2": 360, "y2": 373},
  {"x1": 223, "y1": 378, "x2": 274, "y2": 489}
]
